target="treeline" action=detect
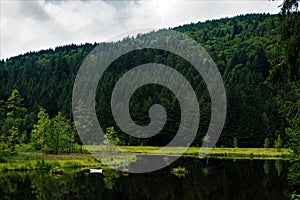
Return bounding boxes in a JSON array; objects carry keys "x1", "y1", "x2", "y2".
[
  {"x1": 0, "y1": 13, "x2": 288, "y2": 148},
  {"x1": 0, "y1": 89, "x2": 77, "y2": 153}
]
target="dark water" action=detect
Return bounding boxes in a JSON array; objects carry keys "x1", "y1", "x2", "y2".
[{"x1": 0, "y1": 158, "x2": 291, "y2": 200}]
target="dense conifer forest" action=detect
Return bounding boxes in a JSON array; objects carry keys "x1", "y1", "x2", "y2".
[{"x1": 0, "y1": 14, "x2": 292, "y2": 149}]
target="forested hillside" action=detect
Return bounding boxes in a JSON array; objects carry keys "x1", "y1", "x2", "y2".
[{"x1": 0, "y1": 14, "x2": 287, "y2": 148}]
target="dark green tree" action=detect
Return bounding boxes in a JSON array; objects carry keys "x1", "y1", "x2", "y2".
[
  {"x1": 0, "y1": 90, "x2": 27, "y2": 151},
  {"x1": 267, "y1": 0, "x2": 300, "y2": 195}
]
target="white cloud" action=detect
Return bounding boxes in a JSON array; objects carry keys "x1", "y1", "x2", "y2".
[{"x1": 0, "y1": 0, "x2": 282, "y2": 59}]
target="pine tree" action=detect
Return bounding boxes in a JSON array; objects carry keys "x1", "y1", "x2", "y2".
[
  {"x1": 31, "y1": 107, "x2": 50, "y2": 150},
  {"x1": 233, "y1": 137, "x2": 238, "y2": 148},
  {"x1": 5, "y1": 89, "x2": 26, "y2": 120},
  {"x1": 8, "y1": 125, "x2": 19, "y2": 151},
  {"x1": 274, "y1": 134, "x2": 283, "y2": 152},
  {"x1": 1, "y1": 90, "x2": 27, "y2": 151}
]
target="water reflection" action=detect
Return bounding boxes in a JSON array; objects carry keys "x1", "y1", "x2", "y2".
[
  {"x1": 275, "y1": 160, "x2": 282, "y2": 177},
  {"x1": 103, "y1": 169, "x2": 121, "y2": 190},
  {"x1": 0, "y1": 158, "x2": 291, "y2": 200},
  {"x1": 263, "y1": 161, "x2": 270, "y2": 175}
]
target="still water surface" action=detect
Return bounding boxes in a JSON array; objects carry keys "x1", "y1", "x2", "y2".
[{"x1": 0, "y1": 157, "x2": 291, "y2": 200}]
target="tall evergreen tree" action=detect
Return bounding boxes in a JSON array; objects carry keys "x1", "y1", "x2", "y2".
[
  {"x1": 31, "y1": 107, "x2": 50, "y2": 150},
  {"x1": 267, "y1": 0, "x2": 300, "y2": 195},
  {"x1": 1, "y1": 90, "x2": 27, "y2": 151}
]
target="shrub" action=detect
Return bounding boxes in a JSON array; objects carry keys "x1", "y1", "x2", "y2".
[
  {"x1": 263, "y1": 138, "x2": 270, "y2": 148},
  {"x1": 233, "y1": 137, "x2": 238, "y2": 148},
  {"x1": 274, "y1": 135, "x2": 283, "y2": 152}
]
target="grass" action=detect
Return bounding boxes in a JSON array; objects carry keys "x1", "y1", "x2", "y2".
[
  {"x1": 0, "y1": 146, "x2": 291, "y2": 171},
  {"x1": 198, "y1": 147, "x2": 291, "y2": 160},
  {"x1": 0, "y1": 152, "x2": 101, "y2": 172},
  {"x1": 86, "y1": 145, "x2": 291, "y2": 160}
]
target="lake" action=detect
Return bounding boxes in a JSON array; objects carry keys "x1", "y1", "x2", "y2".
[{"x1": 0, "y1": 157, "x2": 291, "y2": 200}]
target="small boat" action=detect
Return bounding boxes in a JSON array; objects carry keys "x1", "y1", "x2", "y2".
[{"x1": 90, "y1": 168, "x2": 103, "y2": 173}]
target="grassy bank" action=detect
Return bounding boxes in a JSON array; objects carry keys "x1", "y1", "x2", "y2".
[
  {"x1": 200, "y1": 147, "x2": 291, "y2": 160},
  {"x1": 0, "y1": 152, "x2": 101, "y2": 172},
  {"x1": 0, "y1": 147, "x2": 291, "y2": 171},
  {"x1": 114, "y1": 146, "x2": 291, "y2": 160}
]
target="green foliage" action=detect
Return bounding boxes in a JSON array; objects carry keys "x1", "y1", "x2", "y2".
[
  {"x1": 104, "y1": 127, "x2": 123, "y2": 145},
  {"x1": 288, "y1": 160, "x2": 300, "y2": 193},
  {"x1": 290, "y1": 192, "x2": 300, "y2": 200},
  {"x1": 7, "y1": 126, "x2": 20, "y2": 151},
  {"x1": 263, "y1": 161, "x2": 270, "y2": 175},
  {"x1": 31, "y1": 108, "x2": 76, "y2": 154},
  {"x1": 276, "y1": 83, "x2": 300, "y2": 155},
  {"x1": 102, "y1": 168, "x2": 121, "y2": 190},
  {"x1": 0, "y1": 14, "x2": 291, "y2": 148},
  {"x1": 286, "y1": 127, "x2": 300, "y2": 155},
  {"x1": 274, "y1": 134, "x2": 283, "y2": 151},
  {"x1": 202, "y1": 135, "x2": 210, "y2": 148},
  {"x1": 275, "y1": 160, "x2": 283, "y2": 176},
  {"x1": 5, "y1": 90, "x2": 27, "y2": 120},
  {"x1": 0, "y1": 99, "x2": 5, "y2": 122},
  {"x1": 31, "y1": 107, "x2": 49, "y2": 150},
  {"x1": 269, "y1": 0, "x2": 300, "y2": 82},
  {"x1": 263, "y1": 138, "x2": 270, "y2": 148},
  {"x1": 233, "y1": 137, "x2": 238, "y2": 148},
  {"x1": 42, "y1": 113, "x2": 75, "y2": 154},
  {"x1": 0, "y1": 152, "x2": 14, "y2": 163},
  {"x1": 269, "y1": 2, "x2": 300, "y2": 196},
  {"x1": 0, "y1": 90, "x2": 27, "y2": 152},
  {"x1": 0, "y1": 90, "x2": 78, "y2": 154}
]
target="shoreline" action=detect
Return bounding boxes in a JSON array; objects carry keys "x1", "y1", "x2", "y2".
[
  {"x1": 0, "y1": 147, "x2": 291, "y2": 172},
  {"x1": 119, "y1": 146, "x2": 291, "y2": 160}
]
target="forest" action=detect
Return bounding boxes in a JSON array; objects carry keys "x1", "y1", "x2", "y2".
[
  {"x1": 0, "y1": 13, "x2": 288, "y2": 150},
  {"x1": 1, "y1": 0, "x2": 300, "y2": 198}
]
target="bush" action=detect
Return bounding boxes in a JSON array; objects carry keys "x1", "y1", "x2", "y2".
[
  {"x1": 0, "y1": 152, "x2": 18, "y2": 163},
  {"x1": 16, "y1": 144, "x2": 34, "y2": 152},
  {"x1": 233, "y1": 137, "x2": 238, "y2": 148},
  {"x1": 263, "y1": 138, "x2": 270, "y2": 148},
  {"x1": 274, "y1": 135, "x2": 283, "y2": 151},
  {"x1": 0, "y1": 152, "x2": 9, "y2": 163}
]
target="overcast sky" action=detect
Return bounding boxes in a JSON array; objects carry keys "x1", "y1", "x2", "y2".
[{"x1": 0, "y1": 0, "x2": 283, "y2": 60}]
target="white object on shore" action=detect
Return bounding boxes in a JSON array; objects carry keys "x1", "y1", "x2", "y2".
[{"x1": 90, "y1": 168, "x2": 103, "y2": 173}]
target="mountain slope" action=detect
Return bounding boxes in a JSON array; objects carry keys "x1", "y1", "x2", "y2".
[{"x1": 0, "y1": 14, "x2": 285, "y2": 147}]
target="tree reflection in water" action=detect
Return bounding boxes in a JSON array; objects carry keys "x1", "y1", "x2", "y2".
[{"x1": 0, "y1": 158, "x2": 291, "y2": 200}]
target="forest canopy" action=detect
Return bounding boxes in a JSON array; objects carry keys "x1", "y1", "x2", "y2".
[{"x1": 0, "y1": 13, "x2": 289, "y2": 148}]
